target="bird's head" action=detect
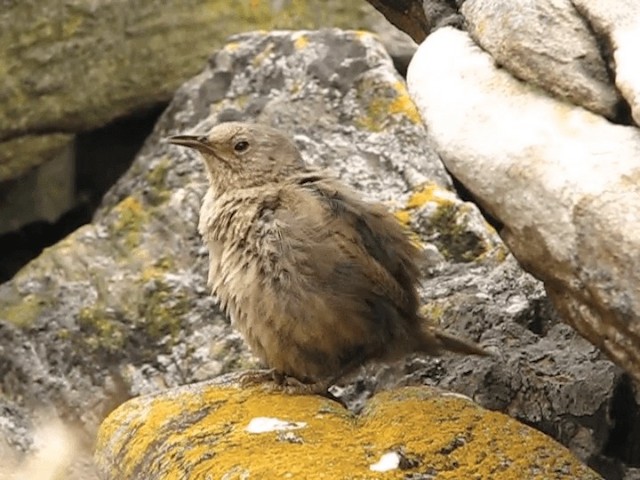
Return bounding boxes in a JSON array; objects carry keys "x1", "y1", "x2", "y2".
[{"x1": 168, "y1": 122, "x2": 305, "y2": 193}]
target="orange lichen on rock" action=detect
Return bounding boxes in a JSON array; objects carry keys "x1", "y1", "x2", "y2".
[{"x1": 95, "y1": 382, "x2": 601, "y2": 479}]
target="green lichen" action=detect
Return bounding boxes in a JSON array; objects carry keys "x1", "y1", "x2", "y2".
[
  {"x1": 137, "y1": 277, "x2": 186, "y2": 341},
  {"x1": 73, "y1": 258, "x2": 184, "y2": 357},
  {"x1": 1, "y1": 293, "x2": 45, "y2": 327},
  {"x1": 145, "y1": 158, "x2": 171, "y2": 206},
  {"x1": 77, "y1": 305, "x2": 128, "y2": 354},
  {"x1": 224, "y1": 0, "x2": 370, "y2": 31},
  {"x1": 111, "y1": 196, "x2": 149, "y2": 250}
]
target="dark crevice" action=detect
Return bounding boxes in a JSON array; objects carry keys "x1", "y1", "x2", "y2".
[
  {"x1": 446, "y1": 167, "x2": 504, "y2": 233},
  {"x1": 603, "y1": 374, "x2": 640, "y2": 465},
  {"x1": 0, "y1": 104, "x2": 166, "y2": 284}
]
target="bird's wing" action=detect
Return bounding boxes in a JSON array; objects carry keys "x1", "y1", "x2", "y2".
[
  {"x1": 247, "y1": 176, "x2": 423, "y2": 373},
  {"x1": 292, "y1": 173, "x2": 422, "y2": 315}
]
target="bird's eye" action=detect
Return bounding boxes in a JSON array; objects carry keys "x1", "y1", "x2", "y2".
[{"x1": 234, "y1": 140, "x2": 249, "y2": 153}]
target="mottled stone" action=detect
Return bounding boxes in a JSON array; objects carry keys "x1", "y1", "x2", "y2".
[{"x1": 95, "y1": 381, "x2": 601, "y2": 479}]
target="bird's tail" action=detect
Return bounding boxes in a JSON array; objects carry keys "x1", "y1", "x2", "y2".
[
  {"x1": 432, "y1": 329, "x2": 490, "y2": 356},
  {"x1": 414, "y1": 314, "x2": 490, "y2": 356}
]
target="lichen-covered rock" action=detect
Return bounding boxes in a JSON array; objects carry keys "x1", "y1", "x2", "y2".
[
  {"x1": 0, "y1": 27, "x2": 632, "y2": 479},
  {"x1": 0, "y1": 28, "x2": 497, "y2": 477},
  {"x1": 0, "y1": 0, "x2": 393, "y2": 144},
  {"x1": 95, "y1": 379, "x2": 601, "y2": 479},
  {"x1": 0, "y1": 0, "x2": 414, "y2": 231}
]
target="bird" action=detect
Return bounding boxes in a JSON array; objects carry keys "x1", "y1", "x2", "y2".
[{"x1": 168, "y1": 121, "x2": 487, "y2": 396}]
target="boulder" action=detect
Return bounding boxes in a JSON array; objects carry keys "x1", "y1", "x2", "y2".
[
  {"x1": 407, "y1": 25, "x2": 640, "y2": 390},
  {"x1": 95, "y1": 379, "x2": 602, "y2": 479},
  {"x1": 0, "y1": 0, "x2": 412, "y2": 231}
]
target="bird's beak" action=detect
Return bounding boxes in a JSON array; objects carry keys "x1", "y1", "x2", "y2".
[{"x1": 167, "y1": 135, "x2": 210, "y2": 151}]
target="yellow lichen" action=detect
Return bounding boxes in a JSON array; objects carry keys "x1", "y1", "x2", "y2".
[
  {"x1": 96, "y1": 386, "x2": 600, "y2": 480},
  {"x1": 2, "y1": 294, "x2": 44, "y2": 327},
  {"x1": 393, "y1": 209, "x2": 411, "y2": 225},
  {"x1": 357, "y1": 80, "x2": 422, "y2": 131},
  {"x1": 294, "y1": 34, "x2": 309, "y2": 50},
  {"x1": 388, "y1": 81, "x2": 421, "y2": 125},
  {"x1": 419, "y1": 302, "x2": 447, "y2": 324},
  {"x1": 111, "y1": 196, "x2": 148, "y2": 249},
  {"x1": 61, "y1": 14, "x2": 83, "y2": 38}
]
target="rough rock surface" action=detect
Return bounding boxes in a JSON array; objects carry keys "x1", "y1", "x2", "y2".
[
  {"x1": 461, "y1": 0, "x2": 622, "y2": 120},
  {"x1": 0, "y1": 0, "x2": 413, "y2": 231},
  {"x1": 95, "y1": 380, "x2": 602, "y2": 479},
  {"x1": 571, "y1": 0, "x2": 640, "y2": 126},
  {"x1": 408, "y1": 27, "x2": 640, "y2": 479},
  {"x1": 0, "y1": 0, "x2": 388, "y2": 144},
  {"x1": 0, "y1": 29, "x2": 635, "y2": 479}
]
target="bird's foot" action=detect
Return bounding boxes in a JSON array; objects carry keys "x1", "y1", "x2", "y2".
[
  {"x1": 237, "y1": 368, "x2": 281, "y2": 387},
  {"x1": 272, "y1": 373, "x2": 344, "y2": 406},
  {"x1": 237, "y1": 369, "x2": 343, "y2": 405}
]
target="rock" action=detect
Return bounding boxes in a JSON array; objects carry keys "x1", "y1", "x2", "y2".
[
  {"x1": 0, "y1": 28, "x2": 489, "y2": 477},
  {"x1": 0, "y1": 1, "x2": 382, "y2": 143},
  {"x1": 0, "y1": 27, "x2": 634, "y2": 479},
  {"x1": 0, "y1": 135, "x2": 75, "y2": 234},
  {"x1": 0, "y1": 0, "x2": 409, "y2": 233},
  {"x1": 364, "y1": 6, "x2": 418, "y2": 75},
  {"x1": 95, "y1": 378, "x2": 602, "y2": 479},
  {"x1": 365, "y1": 0, "x2": 463, "y2": 43},
  {"x1": 407, "y1": 28, "x2": 640, "y2": 475},
  {"x1": 571, "y1": 0, "x2": 640, "y2": 126},
  {"x1": 461, "y1": 0, "x2": 622, "y2": 120}
]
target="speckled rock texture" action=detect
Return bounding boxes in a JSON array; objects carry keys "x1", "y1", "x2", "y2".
[
  {"x1": 95, "y1": 380, "x2": 602, "y2": 479},
  {"x1": 0, "y1": 0, "x2": 410, "y2": 183},
  {"x1": 0, "y1": 29, "x2": 635, "y2": 479}
]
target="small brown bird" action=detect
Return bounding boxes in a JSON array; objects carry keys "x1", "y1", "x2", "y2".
[{"x1": 168, "y1": 122, "x2": 486, "y2": 395}]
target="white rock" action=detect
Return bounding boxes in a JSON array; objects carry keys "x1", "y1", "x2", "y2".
[
  {"x1": 572, "y1": 0, "x2": 640, "y2": 126},
  {"x1": 407, "y1": 27, "x2": 640, "y2": 382},
  {"x1": 461, "y1": 0, "x2": 621, "y2": 119}
]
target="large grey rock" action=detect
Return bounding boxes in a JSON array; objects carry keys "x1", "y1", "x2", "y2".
[
  {"x1": 461, "y1": 0, "x2": 622, "y2": 120},
  {"x1": 0, "y1": 0, "x2": 410, "y2": 231},
  {"x1": 0, "y1": 28, "x2": 634, "y2": 478}
]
